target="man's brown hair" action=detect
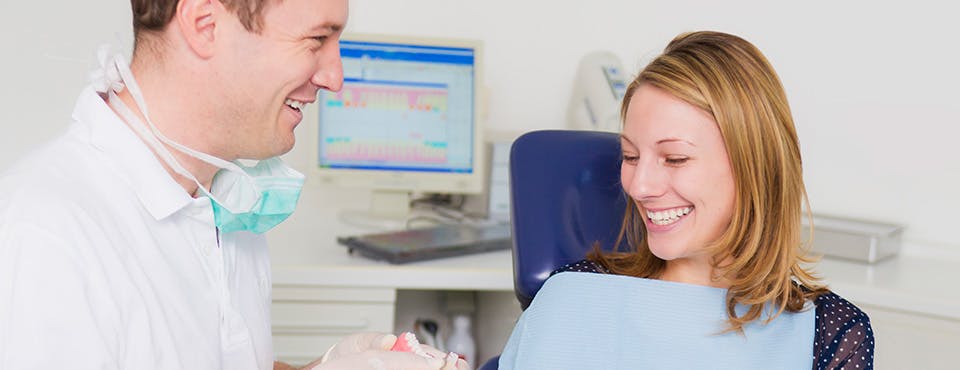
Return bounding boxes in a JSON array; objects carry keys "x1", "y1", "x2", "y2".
[{"x1": 130, "y1": 0, "x2": 274, "y2": 49}]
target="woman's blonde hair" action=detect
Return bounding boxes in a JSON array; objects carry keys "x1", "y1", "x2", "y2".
[{"x1": 589, "y1": 31, "x2": 826, "y2": 333}]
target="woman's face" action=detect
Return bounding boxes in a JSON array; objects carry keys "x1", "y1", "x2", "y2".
[{"x1": 620, "y1": 84, "x2": 736, "y2": 265}]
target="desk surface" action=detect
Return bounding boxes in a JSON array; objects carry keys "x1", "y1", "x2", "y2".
[
  {"x1": 270, "y1": 201, "x2": 960, "y2": 321},
  {"x1": 273, "y1": 244, "x2": 514, "y2": 291},
  {"x1": 269, "y1": 200, "x2": 515, "y2": 291},
  {"x1": 815, "y1": 248, "x2": 960, "y2": 320}
]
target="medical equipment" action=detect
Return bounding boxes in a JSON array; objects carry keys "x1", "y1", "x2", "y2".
[
  {"x1": 444, "y1": 314, "x2": 475, "y2": 370},
  {"x1": 802, "y1": 214, "x2": 903, "y2": 263},
  {"x1": 311, "y1": 34, "x2": 485, "y2": 225},
  {"x1": 414, "y1": 318, "x2": 443, "y2": 350},
  {"x1": 566, "y1": 52, "x2": 628, "y2": 132},
  {"x1": 338, "y1": 223, "x2": 511, "y2": 264},
  {"x1": 316, "y1": 332, "x2": 453, "y2": 369},
  {"x1": 390, "y1": 332, "x2": 434, "y2": 358}
]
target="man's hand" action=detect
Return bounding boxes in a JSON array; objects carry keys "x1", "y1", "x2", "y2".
[
  {"x1": 321, "y1": 332, "x2": 397, "y2": 363},
  {"x1": 310, "y1": 350, "x2": 448, "y2": 370},
  {"x1": 297, "y1": 332, "x2": 469, "y2": 370}
]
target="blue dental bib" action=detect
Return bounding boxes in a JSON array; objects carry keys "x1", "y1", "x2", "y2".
[{"x1": 499, "y1": 272, "x2": 814, "y2": 370}]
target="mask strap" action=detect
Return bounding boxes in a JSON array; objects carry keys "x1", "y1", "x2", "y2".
[
  {"x1": 94, "y1": 47, "x2": 236, "y2": 206},
  {"x1": 110, "y1": 54, "x2": 247, "y2": 175},
  {"x1": 107, "y1": 92, "x2": 202, "y2": 185}
]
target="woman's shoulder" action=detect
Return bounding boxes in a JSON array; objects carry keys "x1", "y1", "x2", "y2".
[
  {"x1": 813, "y1": 290, "x2": 872, "y2": 323},
  {"x1": 550, "y1": 259, "x2": 609, "y2": 277},
  {"x1": 812, "y1": 290, "x2": 876, "y2": 369}
]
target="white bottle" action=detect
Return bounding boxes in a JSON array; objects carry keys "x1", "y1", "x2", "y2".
[{"x1": 445, "y1": 314, "x2": 476, "y2": 370}]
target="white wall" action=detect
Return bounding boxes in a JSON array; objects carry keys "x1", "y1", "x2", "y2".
[
  {"x1": 0, "y1": 0, "x2": 132, "y2": 169},
  {"x1": 2, "y1": 0, "x2": 957, "y2": 248}
]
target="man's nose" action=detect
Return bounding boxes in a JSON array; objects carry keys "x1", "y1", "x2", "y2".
[{"x1": 312, "y1": 45, "x2": 344, "y2": 93}]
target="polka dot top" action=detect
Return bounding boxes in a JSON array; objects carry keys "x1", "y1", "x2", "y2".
[{"x1": 552, "y1": 259, "x2": 876, "y2": 370}]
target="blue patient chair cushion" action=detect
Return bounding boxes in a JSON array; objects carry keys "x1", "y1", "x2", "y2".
[
  {"x1": 498, "y1": 272, "x2": 815, "y2": 370},
  {"x1": 509, "y1": 130, "x2": 627, "y2": 310}
]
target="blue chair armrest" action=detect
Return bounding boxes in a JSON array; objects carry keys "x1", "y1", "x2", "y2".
[{"x1": 477, "y1": 355, "x2": 499, "y2": 370}]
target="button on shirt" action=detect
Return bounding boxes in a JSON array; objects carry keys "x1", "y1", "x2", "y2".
[{"x1": 0, "y1": 87, "x2": 274, "y2": 370}]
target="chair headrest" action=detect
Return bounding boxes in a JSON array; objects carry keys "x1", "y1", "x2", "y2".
[{"x1": 509, "y1": 130, "x2": 629, "y2": 310}]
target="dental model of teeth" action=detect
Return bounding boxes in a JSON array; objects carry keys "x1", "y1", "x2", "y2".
[
  {"x1": 647, "y1": 206, "x2": 693, "y2": 225},
  {"x1": 390, "y1": 332, "x2": 433, "y2": 359}
]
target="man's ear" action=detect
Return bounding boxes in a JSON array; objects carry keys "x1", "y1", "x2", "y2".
[{"x1": 175, "y1": 0, "x2": 219, "y2": 59}]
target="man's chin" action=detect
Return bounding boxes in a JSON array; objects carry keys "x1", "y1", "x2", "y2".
[
  {"x1": 279, "y1": 137, "x2": 296, "y2": 155},
  {"x1": 241, "y1": 140, "x2": 295, "y2": 161},
  {"x1": 267, "y1": 139, "x2": 296, "y2": 159}
]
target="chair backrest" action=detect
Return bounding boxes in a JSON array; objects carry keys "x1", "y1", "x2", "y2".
[{"x1": 509, "y1": 130, "x2": 628, "y2": 310}]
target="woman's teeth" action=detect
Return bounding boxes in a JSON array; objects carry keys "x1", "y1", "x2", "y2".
[
  {"x1": 646, "y1": 206, "x2": 693, "y2": 226},
  {"x1": 285, "y1": 99, "x2": 305, "y2": 110}
]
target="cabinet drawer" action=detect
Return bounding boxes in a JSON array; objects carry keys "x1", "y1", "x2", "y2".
[
  {"x1": 862, "y1": 304, "x2": 960, "y2": 370},
  {"x1": 273, "y1": 285, "x2": 396, "y2": 303},
  {"x1": 272, "y1": 301, "x2": 395, "y2": 335},
  {"x1": 271, "y1": 286, "x2": 397, "y2": 366}
]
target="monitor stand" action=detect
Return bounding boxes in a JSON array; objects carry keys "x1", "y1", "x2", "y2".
[{"x1": 338, "y1": 189, "x2": 412, "y2": 231}]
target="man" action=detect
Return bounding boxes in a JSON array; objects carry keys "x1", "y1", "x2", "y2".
[{"x1": 0, "y1": 0, "x2": 466, "y2": 369}]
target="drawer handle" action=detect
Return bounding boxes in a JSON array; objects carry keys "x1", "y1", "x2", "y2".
[{"x1": 273, "y1": 320, "x2": 370, "y2": 334}]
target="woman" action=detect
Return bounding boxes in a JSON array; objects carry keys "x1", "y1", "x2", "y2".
[{"x1": 499, "y1": 31, "x2": 874, "y2": 370}]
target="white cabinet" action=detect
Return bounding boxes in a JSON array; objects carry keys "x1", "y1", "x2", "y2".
[
  {"x1": 863, "y1": 304, "x2": 960, "y2": 370},
  {"x1": 272, "y1": 285, "x2": 397, "y2": 366}
]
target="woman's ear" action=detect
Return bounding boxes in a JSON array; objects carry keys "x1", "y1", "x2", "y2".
[{"x1": 175, "y1": 0, "x2": 219, "y2": 59}]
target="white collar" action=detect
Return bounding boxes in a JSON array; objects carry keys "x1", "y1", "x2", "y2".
[{"x1": 72, "y1": 85, "x2": 194, "y2": 220}]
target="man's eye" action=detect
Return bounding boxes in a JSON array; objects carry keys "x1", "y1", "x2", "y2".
[{"x1": 311, "y1": 36, "x2": 328, "y2": 44}]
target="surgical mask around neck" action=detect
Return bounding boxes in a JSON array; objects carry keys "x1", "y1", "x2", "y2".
[{"x1": 90, "y1": 45, "x2": 305, "y2": 234}]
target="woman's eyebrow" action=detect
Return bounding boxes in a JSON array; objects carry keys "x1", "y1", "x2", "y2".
[{"x1": 656, "y1": 138, "x2": 696, "y2": 147}]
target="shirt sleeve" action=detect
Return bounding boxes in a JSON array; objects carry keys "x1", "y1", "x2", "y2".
[
  {"x1": 813, "y1": 292, "x2": 875, "y2": 370},
  {"x1": 549, "y1": 259, "x2": 606, "y2": 277},
  {"x1": 0, "y1": 221, "x2": 122, "y2": 370}
]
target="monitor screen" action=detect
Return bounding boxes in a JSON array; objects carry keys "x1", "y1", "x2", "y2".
[
  {"x1": 319, "y1": 39, "x2": 476, "y2": 174},
  {"x1": 312, "y1": 34, "x2": 484, "y2": 218}
]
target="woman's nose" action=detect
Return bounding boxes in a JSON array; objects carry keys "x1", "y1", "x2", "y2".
[{"x1": 625, "y1": 158, "x2": 667, "y2": 200}]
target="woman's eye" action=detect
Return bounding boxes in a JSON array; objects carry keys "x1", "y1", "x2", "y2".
[
  {"x1": 665, "y1": 156, "x2": 689, "y2": 165},
  {"x1": 622, "y1": 154, "x2": 639, "y2": 164}
]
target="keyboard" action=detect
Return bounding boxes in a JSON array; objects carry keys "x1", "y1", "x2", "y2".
[{"x1": 337, "y1": 223, "x2": 512, "y2": 264}]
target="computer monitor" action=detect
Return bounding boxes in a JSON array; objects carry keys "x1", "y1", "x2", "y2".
[{"x1": 312, "y1": 34, "x2": 484, "y2": 222}]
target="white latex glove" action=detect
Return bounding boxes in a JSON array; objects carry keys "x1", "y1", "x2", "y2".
[
  {"x1": 311, "y1": 350, "x2": 466, "y2": 370},
  {"x1": 320, "y1": 332, "x2": 398, "y2": 362},
  {"x1": 308, "y1": 332, "x2": 469, "y2": 370}
]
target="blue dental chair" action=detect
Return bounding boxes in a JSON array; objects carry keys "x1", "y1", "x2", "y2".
[{"x1": 478, "y1": 130, "x2": 629, "y2": 370}]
